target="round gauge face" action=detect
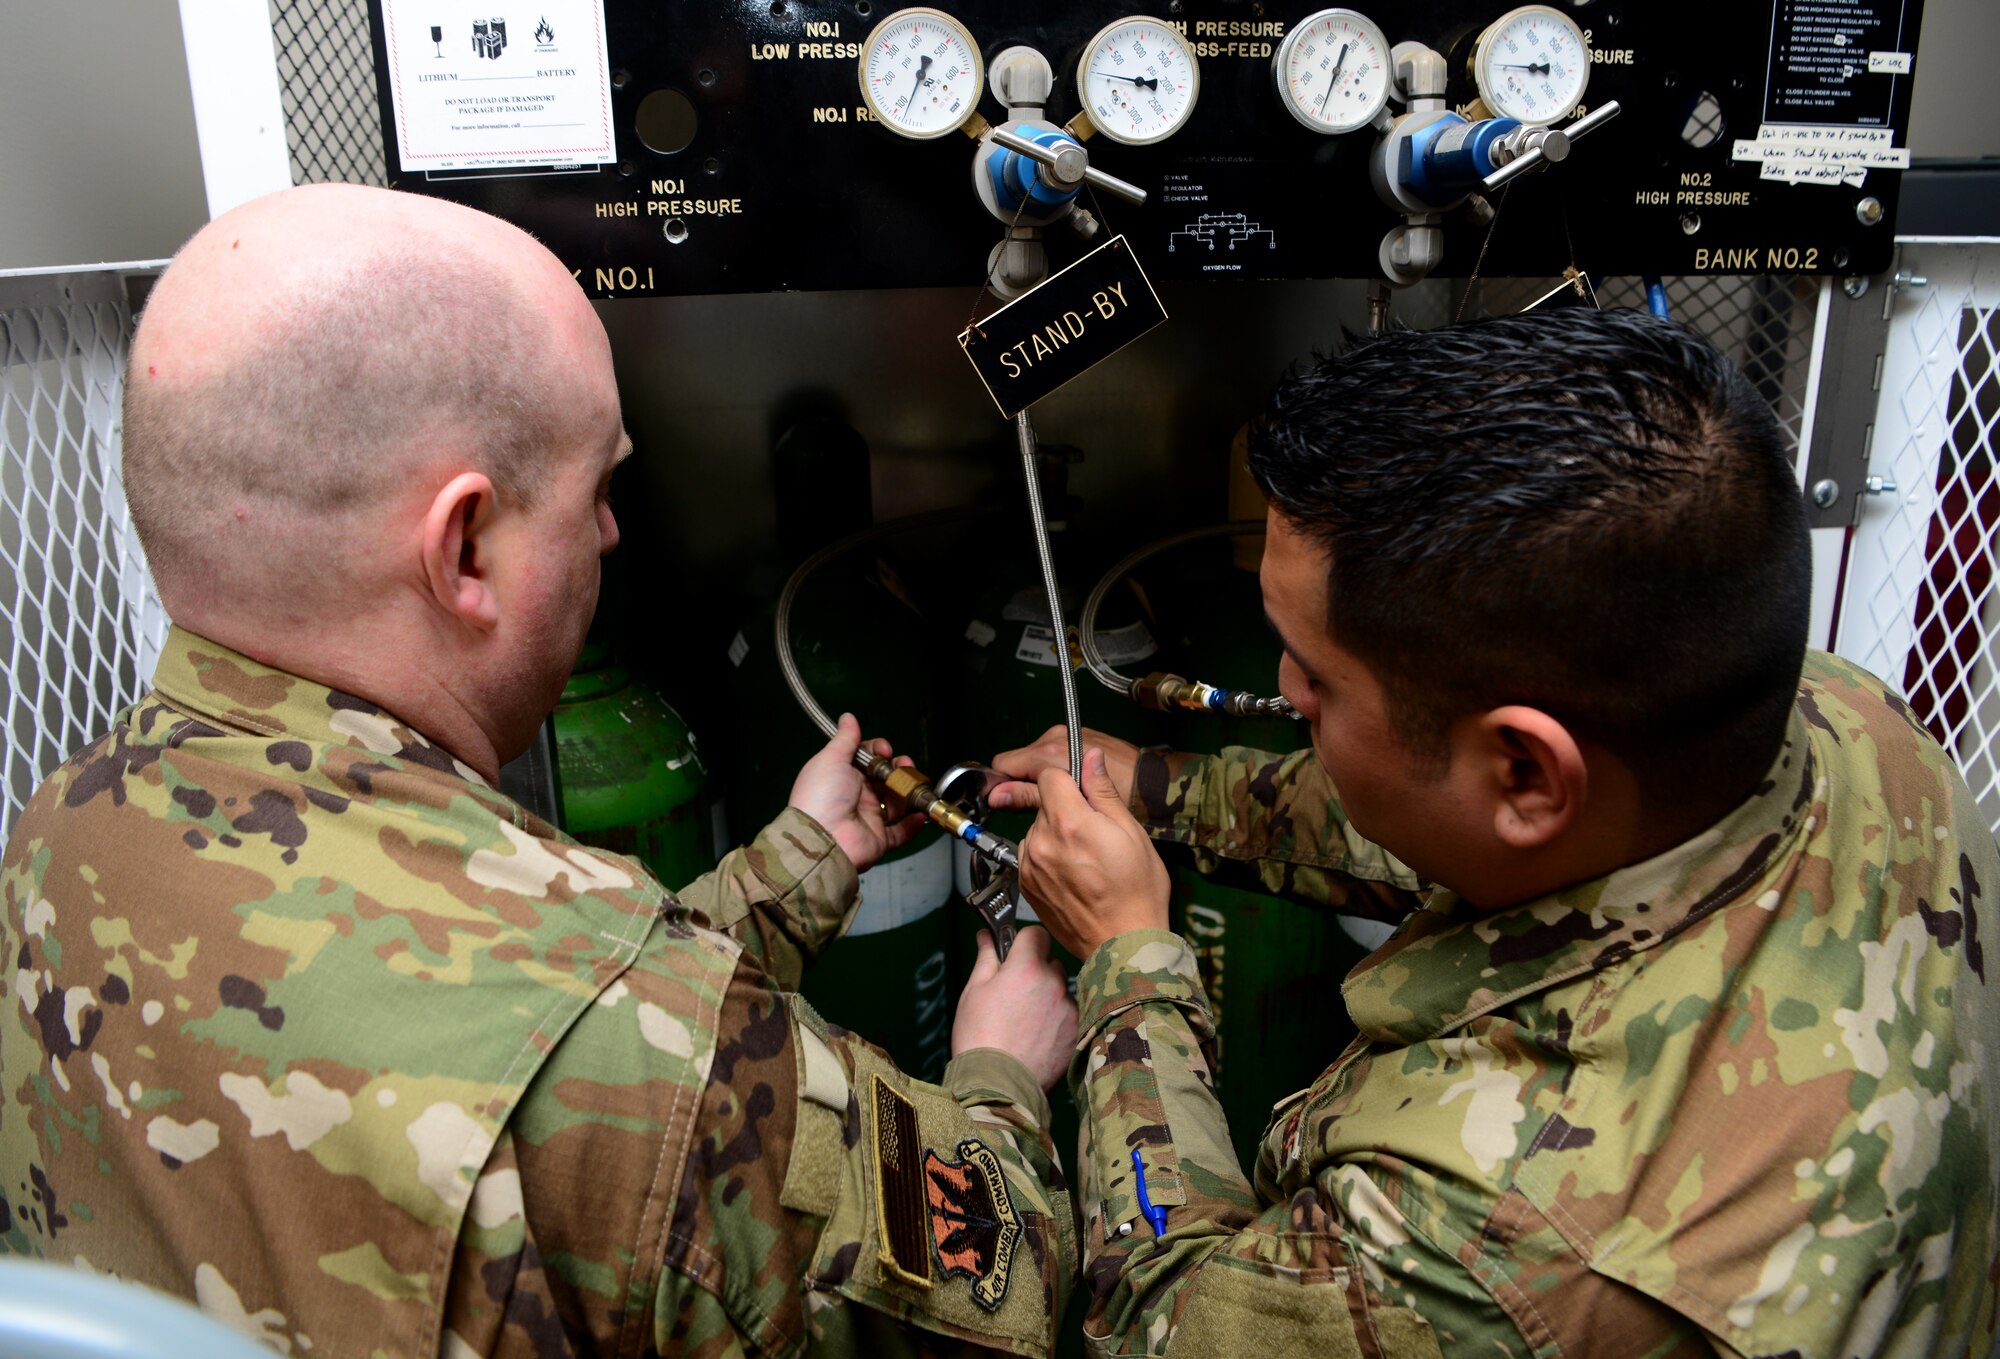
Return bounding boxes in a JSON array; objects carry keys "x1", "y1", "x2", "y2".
[
  {"x1": 858, "y1": 8, "x2": 984, "y2": 139},
  {"x1": 1272, "y1": 9, "x2": 1393, "y2": 135},
  {"x1": 1075, "y1": 17, "x2": 1201, "y2": 146},
  {"x1": 1472, "y1": 5, "x2": 1590, "y2": 126}
]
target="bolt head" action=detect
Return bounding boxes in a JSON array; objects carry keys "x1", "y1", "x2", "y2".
[
  {"x1": 1842, "y1": 275, "x2": 1869, "y2": 299},
  {"x1": 1811, "y1": 479, "x2": 1841, "y2": 508},
  {"x1": 1049, "y1": 145, "x2": 1087, "y2": 186},
  {"x1": 1855, "y1": 196, "x2": 1885, "y2": 226}
]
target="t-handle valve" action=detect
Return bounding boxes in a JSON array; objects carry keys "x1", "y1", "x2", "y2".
[
  {"x1": 1482, "y1": 101, "x2": 1622, "y2": 191},
  {"x1": 987, "y1": 126, "x2": 1148, "y2": 207}
]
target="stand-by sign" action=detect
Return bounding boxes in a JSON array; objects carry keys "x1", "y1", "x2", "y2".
[{"x1": 958, "y1": 237, "x2": 1167, "y2": 418}]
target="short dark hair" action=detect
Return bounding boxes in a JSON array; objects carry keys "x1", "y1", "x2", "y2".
[{"x1": 1248, "y1": 306, "x2": 1811, "y2": 815}]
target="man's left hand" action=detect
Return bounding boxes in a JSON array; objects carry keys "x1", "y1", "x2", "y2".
[
  {"x1": 1019, "y1": 747, "x2": 1171, "y2": 960},
  {"x1": 789, "y1": 713, "x2": 925, "y2": 874}
]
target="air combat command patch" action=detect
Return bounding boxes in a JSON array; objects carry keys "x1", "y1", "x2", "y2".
[{"x1": 923, "y1": 1138, "x2": 1021, "y2": 1312}]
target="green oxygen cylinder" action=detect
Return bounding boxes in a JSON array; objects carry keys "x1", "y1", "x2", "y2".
[
  {"x1": 724, "y1": 419, "x2": 959, "y2": 1084},
  {"x1": 1151, "y1": 436, "x2": 1375, "y2": 1173},
  {"x1": 948, "y1": 448, "x2": 1179, "y2": 1224},
  {"x1": 553, "y1": 640, "x2": 720, "y2": 891}
]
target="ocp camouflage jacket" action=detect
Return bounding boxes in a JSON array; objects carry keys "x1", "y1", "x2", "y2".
[
  {"x1": 1071, "y1": 650, "x2": 1997, "y2": 1358},
  {"x1": 0, "y1": 628, "x2": 1074, "y2": 1357}
]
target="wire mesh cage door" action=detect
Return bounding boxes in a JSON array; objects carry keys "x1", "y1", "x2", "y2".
[
  {"x1": 0, "y1": 271, "x2": 171, "y2": 841},
  {"x1": 1837, "y1": 242, "x2": 2000, "y2": 835}
]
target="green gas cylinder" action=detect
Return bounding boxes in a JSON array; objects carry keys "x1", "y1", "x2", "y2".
[
  {"x1": 725, "y1": 419, "x2": 961, "y2": 1084},
  {"x1": 552, "y1": 641, "x2": 720, "y2": 892},
  {"x1": 1153, "y1": 534, "x2": 1371, "y2": 1172},
  {"x1": 727, "y1": 568, "x2": 958, "y2": 1083},
  {"x1": 949, "y1": 473, "x2": 1183, "y2": 1232}
]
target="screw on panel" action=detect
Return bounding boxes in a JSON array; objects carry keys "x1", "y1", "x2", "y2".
[
  {"x1": 1811, "y1": 479, "x2": 1841, "y2": 509},
  {"x1": 1855, "y1": 196, "x2": 1884, "y2": 226},
  {"x1": 1842, "y1": 276, "x2": 1869, "y2": 299}
]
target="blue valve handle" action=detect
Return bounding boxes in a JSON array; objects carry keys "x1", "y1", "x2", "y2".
[
  {"x1": 1400, "y1": 114, "x2": 1522, "y2": 208},
  {"x1": 988, "y1": 126, "x2": 1086, "y2": 216}
]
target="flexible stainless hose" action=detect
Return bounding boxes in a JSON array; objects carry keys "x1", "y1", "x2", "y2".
[
  {"x1": 773, "y1": 505, "x2": 1000, "y2": 741},
  {"x1": 1079, "y1": 520, "x2": 1269, "y2": 693},
  {"x1": 1016, "y1": 410, "x2": 1082, "y2": 783}
]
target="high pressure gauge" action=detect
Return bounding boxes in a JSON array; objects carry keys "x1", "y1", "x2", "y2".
[
  {"x1": 1074, "y1": 16, "x2": 1201, "y2": 145},
  {"x1": 1273, "y1": 9, "x2": 1393, "y2": 135},
  {"x1": 858, "y1": 8, "x2": 985, "y2": 139},
  {"x1": 1471, "y1": 5, "x2": 1589, "y2": 126}
]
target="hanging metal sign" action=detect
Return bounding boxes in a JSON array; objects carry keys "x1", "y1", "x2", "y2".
[{"x1": 958, "y1": 237, "x2": 1167, "y2": 418}]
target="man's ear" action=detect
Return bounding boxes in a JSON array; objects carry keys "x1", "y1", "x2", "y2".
[
  {"x1": 420, "y1": 471, "x2": 501, "y2": 630},
  {"x1": 1474, "y1": 705, "x2": 1587, "y2": 850}
]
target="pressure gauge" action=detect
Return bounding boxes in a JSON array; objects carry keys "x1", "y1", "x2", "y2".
[
  {"x1": 859, "y1": 8, "x2": 985, "y2": 139},
  {"x1": 1075, "y1": 16, "x2": 1201, "y2": 146},
  {"x1": 1273, "y1": 9, "x2": 1393, "y2": 135},
  {"x1": 1471, "y1": 5, "x2": 1589, "y2": 127}
]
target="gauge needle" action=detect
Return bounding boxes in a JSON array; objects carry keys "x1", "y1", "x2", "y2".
[
  {"x1": 1319, "y1": 41, "x2": 1350, "y2": 117},
  {"x1": 904, "y1": 54, "x2": 932, "y2": 120},
  {"x1": 1092, "y1": 69, "x2": 1160, "y2": 91},
  {"x1": 1500, "y1": 61, "x2": 1553, "y2": 75}
]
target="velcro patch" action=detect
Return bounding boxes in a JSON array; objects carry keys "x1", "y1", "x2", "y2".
[
  {"x1": 924, "y1": 1138, "x2": 1021, "y2": 1312},
  {"x1": 872, "y1": 1074, "x2": 931, "y2": 1289}
]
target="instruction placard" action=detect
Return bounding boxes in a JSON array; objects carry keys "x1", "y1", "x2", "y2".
[
  {"x1": 1764, "y1": 0, "x2": 1910, "y2": 127},
  {"x1": 381, "y1": 0, "x2": 616, "y2": 171}
]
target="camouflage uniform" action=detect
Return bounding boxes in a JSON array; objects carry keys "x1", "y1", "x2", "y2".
[
  {"x1": 0, "y1": 628, "x2": 1074, "y2": 1357},
  {"x1": 1072, "y1": 650, "x2": 1998, "y2": 1357}
]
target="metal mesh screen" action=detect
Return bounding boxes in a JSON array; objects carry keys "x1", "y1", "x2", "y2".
[
  {"x1": 0, "y1": 273, "x2": 170, "y2": 841},
  {"x1": 272, "y1": 0, "x2": 388, "y2": 187},
  {"x1": 1459, "y1": 273, "x2": 1824, "y2": 456},
  {"x1": 1840, "y1": 244, "x2": 2000, "y2": 833}
]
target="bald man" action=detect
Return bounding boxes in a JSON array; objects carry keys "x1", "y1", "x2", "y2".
[{"x1": 0, "y1": 184, "x2": 1079, "y2": 1358}]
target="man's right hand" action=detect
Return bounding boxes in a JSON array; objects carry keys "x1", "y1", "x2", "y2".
[
  {"x1": 989, "y1": 725, "x2": 1140, "y2": 814},
  {"x1": 952, "y1": 926, "x2": 1079, "y2": 1091}
]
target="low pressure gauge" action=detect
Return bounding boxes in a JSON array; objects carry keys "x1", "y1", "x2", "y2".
[
  {"x1": 859, "y1": 8, "x2": 985, "y2": 139},
  {"x1": 1472, "y1": 5, "x2": 1589, "y2": 127},
  {"x1": 1273, "y1": 9, "x2": 1393, "y2": 135},
  {"x1": 1075, "y1": 17, "x2": 1201, "y2": 146}
]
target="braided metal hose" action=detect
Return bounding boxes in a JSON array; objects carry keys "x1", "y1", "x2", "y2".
[
  {"x1": 1078, "y1": 519, "x2": 1299, "y2": 721},
  {"x1": 1015, "y1": 411, "x2": 1082, "y2": 782}
]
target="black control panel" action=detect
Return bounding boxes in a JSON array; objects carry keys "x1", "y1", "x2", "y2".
[{"x1": 367, "y1": 1, "x2": 1925, "y2": 297}]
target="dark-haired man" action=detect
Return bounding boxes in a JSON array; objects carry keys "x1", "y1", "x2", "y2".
[{"x1": 994, "y1": 307, "x2": 1999, "y2": 1357}]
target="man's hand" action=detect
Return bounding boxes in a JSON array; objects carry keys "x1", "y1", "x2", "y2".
[
  {"x1": 988, "y1": 725, "x2": 1139, "y2": 813},
  {"x1": 952, "y1": 926, "x2": 1079, "y2": 1090},
  {"x1": 1018, "y1": 747, "x2": 1171, "y2": 960},
  {"x1": 788, "y1": 713, "x2": 925, "y2": 875}
]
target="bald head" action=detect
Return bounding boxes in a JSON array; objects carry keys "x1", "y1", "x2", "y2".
[{"x1": 124, "y1": 184, "x2": 593, "y2": 621}]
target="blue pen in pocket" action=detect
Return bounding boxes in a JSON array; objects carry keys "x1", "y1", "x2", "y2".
[{"x1": 1131, "y1": 1148, "x2": 1169, "y2": 1238}]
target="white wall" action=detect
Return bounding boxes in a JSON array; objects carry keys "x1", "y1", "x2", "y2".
[
  {"x1": 0, "y1": 5, "x2": 209, "y2": 270},
  {"x1": 1910, "y1": 0, "x2": 2000, "y2": 160}
]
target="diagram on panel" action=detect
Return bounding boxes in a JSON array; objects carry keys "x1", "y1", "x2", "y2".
[{"x1": 1169, "y1": 212, "x2": 1275, "y2": 252}]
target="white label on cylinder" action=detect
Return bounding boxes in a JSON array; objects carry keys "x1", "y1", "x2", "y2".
[
  {"x1": 727, "y1": 632, "x2": 750, "y2": 667},
  {"x1": 1095, "y1": 620, "x2": 1158, "y2": 665},
  {"x1": 1015, "y1": 624, "x2": 1063, "y2": 667},
  {"x1": 964, "y1": 619, "x2": 998, "y2": 648},
  {"x1": 849, "y1": 835, "x2": 952, "y2": 936}
]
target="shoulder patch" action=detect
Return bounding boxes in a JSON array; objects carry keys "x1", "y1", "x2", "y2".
[
  {"x1": 871, "y1": 1074, "x2": 931, "y2": 1289},
  {"x1": 923, "y1": 1138, "x2": 1022, "y2": 1312}
]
